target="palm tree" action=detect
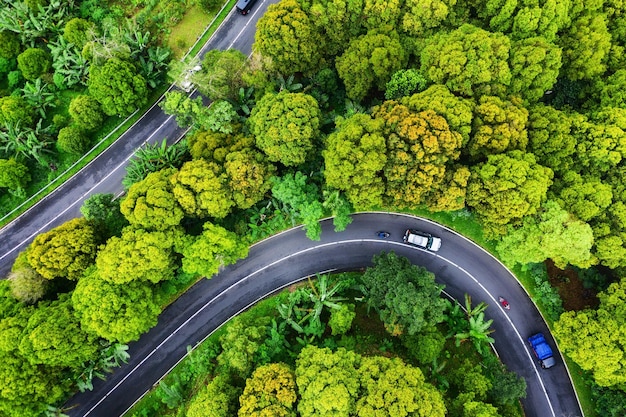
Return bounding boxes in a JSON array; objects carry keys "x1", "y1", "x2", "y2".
[
  {"x1": 454, "y1": 294, "x2": 495, "y2": 355},
  {"x1": 21, "y1": 79, "x2": 57, "y2": 118},
  {"x1": 0, "y1": 120, "x2": 55, "y2": 166}
]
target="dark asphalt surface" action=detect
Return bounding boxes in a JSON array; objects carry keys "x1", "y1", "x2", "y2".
[
  {"x1": 65, "y1": 213, "x2": 582, "y2": 417},
  {"x1": 0, "y1": 3, "x2": 582, "y2": 417}
]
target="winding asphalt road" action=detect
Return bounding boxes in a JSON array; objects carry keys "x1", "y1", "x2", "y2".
[
  {"x1": 0, "y1": 0, "x2": 278, "y2": 277},
  {"x1": 65, "y1": 213, "x2": 582, "y2": 417},
  {"x1": 0, "y1": 3, "x2": 582, "y2": 417}
]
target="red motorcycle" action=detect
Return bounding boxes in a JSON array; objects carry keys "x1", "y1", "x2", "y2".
[{"x1": 498, "y1": 296, "x2": 510, "y2": 310}]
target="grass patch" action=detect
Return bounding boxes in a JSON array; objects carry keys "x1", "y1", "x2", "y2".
[{"x1": 167, "y1": 5, "x2": 212, "y2": 59}]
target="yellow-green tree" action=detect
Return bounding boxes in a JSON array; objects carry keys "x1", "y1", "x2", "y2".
[
  {"x1": 248, "y1": 91, "x2": 321, "y2": 166},
  {"x1": 425, "y1": 165, "x2": 471, "y2": 212},
  {"x1": 72, "y1": 267, "x2": 161, "y2": 343},
  {"x1": 27, "y1": 218, "x2": 98, "y2": 281},
  {"x1": 554, "y1": 277, "x2": 626, "y2": 387},
  {"x1": 88, "y1": 57, "x2": 148, "y2": 116},
  {"x1": 527, "y1": 104, "x2": 577, "y2": 173},
  {"x1": 187, "y1": 375, "x2": 241, "y2": 417},
  {"x1": 323, "y1": 113, "x2": 387, "y2": 210},
  {"x1": 420, "y1": 24, "x2": 511, "y2": 97},
  {"x1": 336, "y1": 29, "x2": 407, "y2": 101},
  {"x1": 357, "y1": 355, "x2": 446, "y2": 417},
  {"x1": 296, "y1": 346, "x2": 361, "y2": 417},
  {"x1": 308, "y1": 0, "x2": 365, "y2": 56},
  {"x1": 121, "y1": 167, "x2": 184, "y2": 230},
  {"x1": 254, "y1": 0, "x2": 325, "y2": 75},
  {"x1": 508, "y1": 37, "x2": 562, "y2": 102},
  {"x1": 225, "y1": 149, "x2": 276, "y2": 209},
  {"x1": 171, "y1": 159, "x2": 234, "y2": 218},
  {"x1": 239, "y1": 363, "x2": 297, "y2": 417},
  {"x1": 96, "y1": 226, "x2": 184, "y2": 285},
  {"x1": 467, "y1": 150, "x2": 553, "y2": 234},
  {"x1": 468, "y1": 96, "x2": 528, "y2": 159},
  {"x1": 559, "y1": 12, "x2": 611, "y2": 81},
  {"x1": 181, "y1": 222, "x2": 249, "y2": 278}
]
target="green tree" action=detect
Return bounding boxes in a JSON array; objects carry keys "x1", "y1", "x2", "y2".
[
  {"x1": 559, "y1": 12, "x2": 611, "y2": 81},
  {"x1": 63, "y1": 17, "x2": 95, "y2": 49},
  {"x1": 401, "y1": 84, "x2": 475, "y2": 146},
  {"x1": 0, "y1": 159, "x2": 30, "y2": 196},
  {"x1": 271, "y1": 172, "x2": 324, "y2": 240},
  {"x1": 468, "y1": 96, "x2": 528, "y2": 159},
  {"x1": 361, "y1": 252, "x2": 447, "y2": 336},
  {"x1": 187, "y1": 375, "x2": 241, "y2": 417},
  {"x1": 357, "y1": 355, "x2": 446, "y2": 417},
  {"x1": 196, "y1": 49, "x2": 247, "y2": 101},
  {"x1": 0, "y1": 96, "x2": 35, "y2": 126},
  {"x1": 508, "y1": 37, "x2": 562, "y2": 102},
  {"x1": 385, "y1": 69, "x2": 428, "y2": 100},
  {"x1": 336, "y1": 29, "x2": 408, "y2": 101},
  {"x1": 308, "y1": 0, "x2": 365, "y2": 57},
  {"x1": 0, "y1": 31, "x2": 20, "y2": 59},
  {"x1": 7, "y1": 265, "x2": 47, "y2": 305},
  {"x1": 401, "y1": 0, "x2": 455, "y2": 36},
  {"x1": 217, "y1": 316, "x2": 268, "y2": 375},
  {"x1": 296, "y1": 345, "x2": 361, "y2": 417},
  {"x1": 323, "y1": 113, "x2": 387, "y2": 210},
  {"x1": 181, "y1": 222, "x2": 249, "y2": 278},
  {"x1": 121, "y1": 167, "x2": 185, "y2": 230},
  {"x1": 249, "y1": 91, "x2": 321, "y2": 166},
  {"x1": 420, "y1": 24, "x2": 511, "y2": 97},
  {"x1": 526, "y1": 104, "x2": 577, "y2": 172},
  {"x1": 123, "y1": 139, "x2": 190, "y2": 189},
  {"x1": 171, "y1": 159, "x2": 235, "y2": 218},
  {"x1": 329, "y1": 303, "x2": 356, "y2": 336},
  {"x1": 16, "y1": 48, "x2": 50, "y2": 80},
  {"x1": 239, "y1": 363, "x2": 297, "y2": 417},
  {"x1": 80, "y1": 193, "x2": 128, "y2": 239},
  {"x1": 600, "y1": 69, "x2": 626, "y2": 108},
  {"x1": 254, "y1": 0, "x2": 325, "y2": 74},
  {"x1": 72, "y1": 266, "x2": 161, "y2": 343},
  {"x1": 159, "y1": 91, "x2": 204, "y2": 128},
  {"x1": 453, "y1": 297, "x2": 495, "y2": 355},
  {"x1": 68, "y1": 95, "x2": 104, "y2": 131},
  {"x1": 553, "y1": 277, "x2": 626, "y2": 387},
  {"x1": 462, "y1": 401, "x2": 500, "y2": 417},
  {"x1": 466, "y1": 150, "x2": 553, "y2": 234},
  {"x1": 18, "y1": 296, "x2": 99, "y2": 368},
  {"x1": 96, "y1": 226, "x2": 184, "y2": 285},
  {"x1": 497, "y1": 200, "x2": 595, "y2": 268},
  {"x1": 225, "y1": 149, "x2": 276, "y2": 209},
  {"x1": 571, "y1": 118, "x2": 626, "y2": 173},
  {"x1": 27, "y1": 218, "x2": 98, "y2": 281},
  {"x1": 373, "y1": 102, "x2": 463, "y2": 208},
  {"x1": 57, "y1": 125, "x2": 90, "y2": 155},
  {"x1": 552, "y1": 171, "x2": 613, "y2": 222},
  {"x1": 425, "y1": 165, "x2": 471, "y2": 212},
  {"x1": 88, "y1": 57, "x2": 148, "y2": 116}
]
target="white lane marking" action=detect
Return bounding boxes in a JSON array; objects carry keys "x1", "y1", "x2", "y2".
[
  {"x1": 0, "y1": 115, "x2": 180, "y2": 263},
  {"x1": 228, "y1": 0, "x2": 267, "y2": 50},
  {"x1": 84, "y1": 239, "x2": 554, "y2": 417}
]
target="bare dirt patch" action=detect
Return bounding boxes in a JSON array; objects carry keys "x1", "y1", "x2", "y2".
[{"x1": 545, "y1": 259, "x2": 599, "y2": 311}]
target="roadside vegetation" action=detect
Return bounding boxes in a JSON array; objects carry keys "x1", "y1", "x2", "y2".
[{"x1": 1, "y1": 0, "x2": 626, "y2": 416}]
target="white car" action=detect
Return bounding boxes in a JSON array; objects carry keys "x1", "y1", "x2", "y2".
[
  {"x1": 180, "y1": 65, "x2": 202, "y2": 92},
  {"x1": 403, "y1": 229, "x2": 442, "y2": 252}
]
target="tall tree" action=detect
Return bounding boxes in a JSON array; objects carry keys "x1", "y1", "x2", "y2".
[
  {"x1": 225, "y1": 149, "x2": 276, "y2": 209},
  {"x1": 249, "y1": 91, "x2": 321, "y2": 167},
  {"x1": 187, "y1": 375, "x2": 241, "y2": 417},
  {"x1": 88, "y1": 57, "x2": 148, "y2": 116},
  {"x1": 420, "y1": 24, "x2": 511, "y2": 97},
  {"x1": 239, "y1": 363, "x2": 298, "y2": 417},
  {"x1": 181, "y1": 222, "x2": 249, "y2": 278},
  {"x1": 508, "y1": 37, "x2": 562, "y2": 102},
  {"x1": 0, "y1": 159, "x2": 30, "y2": 196},
  {"x1": 467, "y1": 150, "x2": 553, "y2": 234},
  {"x1": 308, "y1": 0, "x2": 365, "y2": 57},
  {"x1": 171, "y1": 159, "x2": 235, "y2": 219},
  {"x1": 468, "y1": 96, "x2": 528, "y2": 159},
  {"x1": 72, "y1": 267, "x2": 161, "y2": 343},
  {"x1": 361, "y1": 252, "x2": 447, "y2": 336},
  {"x1": 526, "y1": 104, "x2": 577, "y2": 172},
  {"x1": 323, "y1": 113, "x2": 387, "y2": 210},
  {"x1": 121, "y1": 167, "x2": 185, "y2": 230},
  {"x1": 96, "y1": 226, "x2": 184, "y2": 285},
  {"x1": 497, "y1": 200, "x2": 595, "y2": 269},
  {"x1": 254, "y1": 0, "x2": 325, "y2": 75},
  {"x1": 336, "y1": 29, "x2": 407, "y2": 101},
  {"x1": 559, "y1": 12, "x2": 611, "y2": 81},
  {"x1": 27, "y1": 218, "x2": 98, "y2": 281},
  {"x1": 196, "y1": 49, "x2": 247, "y2": 101}
]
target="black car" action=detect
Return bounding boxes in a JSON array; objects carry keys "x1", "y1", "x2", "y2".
[{"x1": 236, "y1": 0, "x2": 257, "y2": 15}]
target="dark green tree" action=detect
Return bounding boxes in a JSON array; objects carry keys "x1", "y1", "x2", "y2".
[
  {"x1": 69, "y1": 95, "x2": 104, "y2": 132},
  {"x1": 16, "y1": 48, "x2": 51, "y2": 80}
]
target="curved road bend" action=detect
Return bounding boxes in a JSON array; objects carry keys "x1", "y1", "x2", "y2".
[
  {"x1": 66, "y1": 213, "x2": 582, "y2": 417},
  {"x1": 0, "y1": 0, "x2": 278, "y2": 277}
]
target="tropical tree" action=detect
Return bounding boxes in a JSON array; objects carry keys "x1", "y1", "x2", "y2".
[
  {"x1": 385, "y1": 69, "x2": 428, "y2": 100},
  {"x1": 0, "y1": 96, "x2": 35, "y2": 126},
  {"x1": 217, "y1": 316, "x2": 268, "y2": 375},
  {"x1": 0, "y1": 120, "x2": 55, "y2": 166},
  {"x1": 225, "y1": 149, "x2": 276, "y2": 209},
  {"x1": 20, "y1": 79, "x2": 56, "y2": 118},
  {"x1": 122, "y1": 138, "x2": 190, "y2": 189},
  {"x1": 508, "y1": 37, "x2": 562, "y2": 102},
  {"x1": 420, "y1": 24, "x2": 511, "y2": 97},
  {"x1": 0, "y1": 31, "x2": 21, "y2": 59},
  {"x1": 72, "y1": 266, "x2": 162, "y2": 343},
  {"x1": 336, "y1": 29, "x2": 408, "y2": 101},
  {"x1": 559, "y1": 12, "x2": 611, "y2": 81},
  {"x1": 248, "y1": 91, "x2": 321, "y2": 166},
  {"x1": 307, "y1": 0, "x2": 365, "y2": 56},
  {"x1": 196, "y1": 49, "x2": 247, "y2": 101},
  {"x1": 17, "y1": 47, "x2": 51, "y2": 80},
  {"x1": 63, "y1": 17, "x2": 95, "y2": 49},
  {"x1": 0, "y1": 159, "x2": 31, "y2": 196},
  {"x1": 7, "y1": 265, "x2": 47, "y2": 304},
  {"x1": 238, "y1": 363, "x2": 297, "y2": 417},
  {"x1": 80, "y1": 193, "x2": 128, "y2": 239},
  {"x1": 88, "y1": 57, "x2": 148, "y2": 116},
  {"x1": 187, "y1": 375, "x2": 241, "y2": 417},
  {"x1": 181, "y1": 222, "x2": 249, "y2": 278},
  {"x1": 69, "y1": 95, "x2": 104, "y2": 131},
  {"x1": 271, "y1": 172, "x2": 324, "y2": 240},
  {"x1": 454, "y1": 295, "x2": 495, "y2": 355},
  {"x1": 57, "y1": 125, "x2": 90, "y2": 155},
  {"x1": 361, "y1": 252, "x2": 447, "y2": 336},
  {"x1": 27, "y1": 218, "x2": 98, "y2": 281}
]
